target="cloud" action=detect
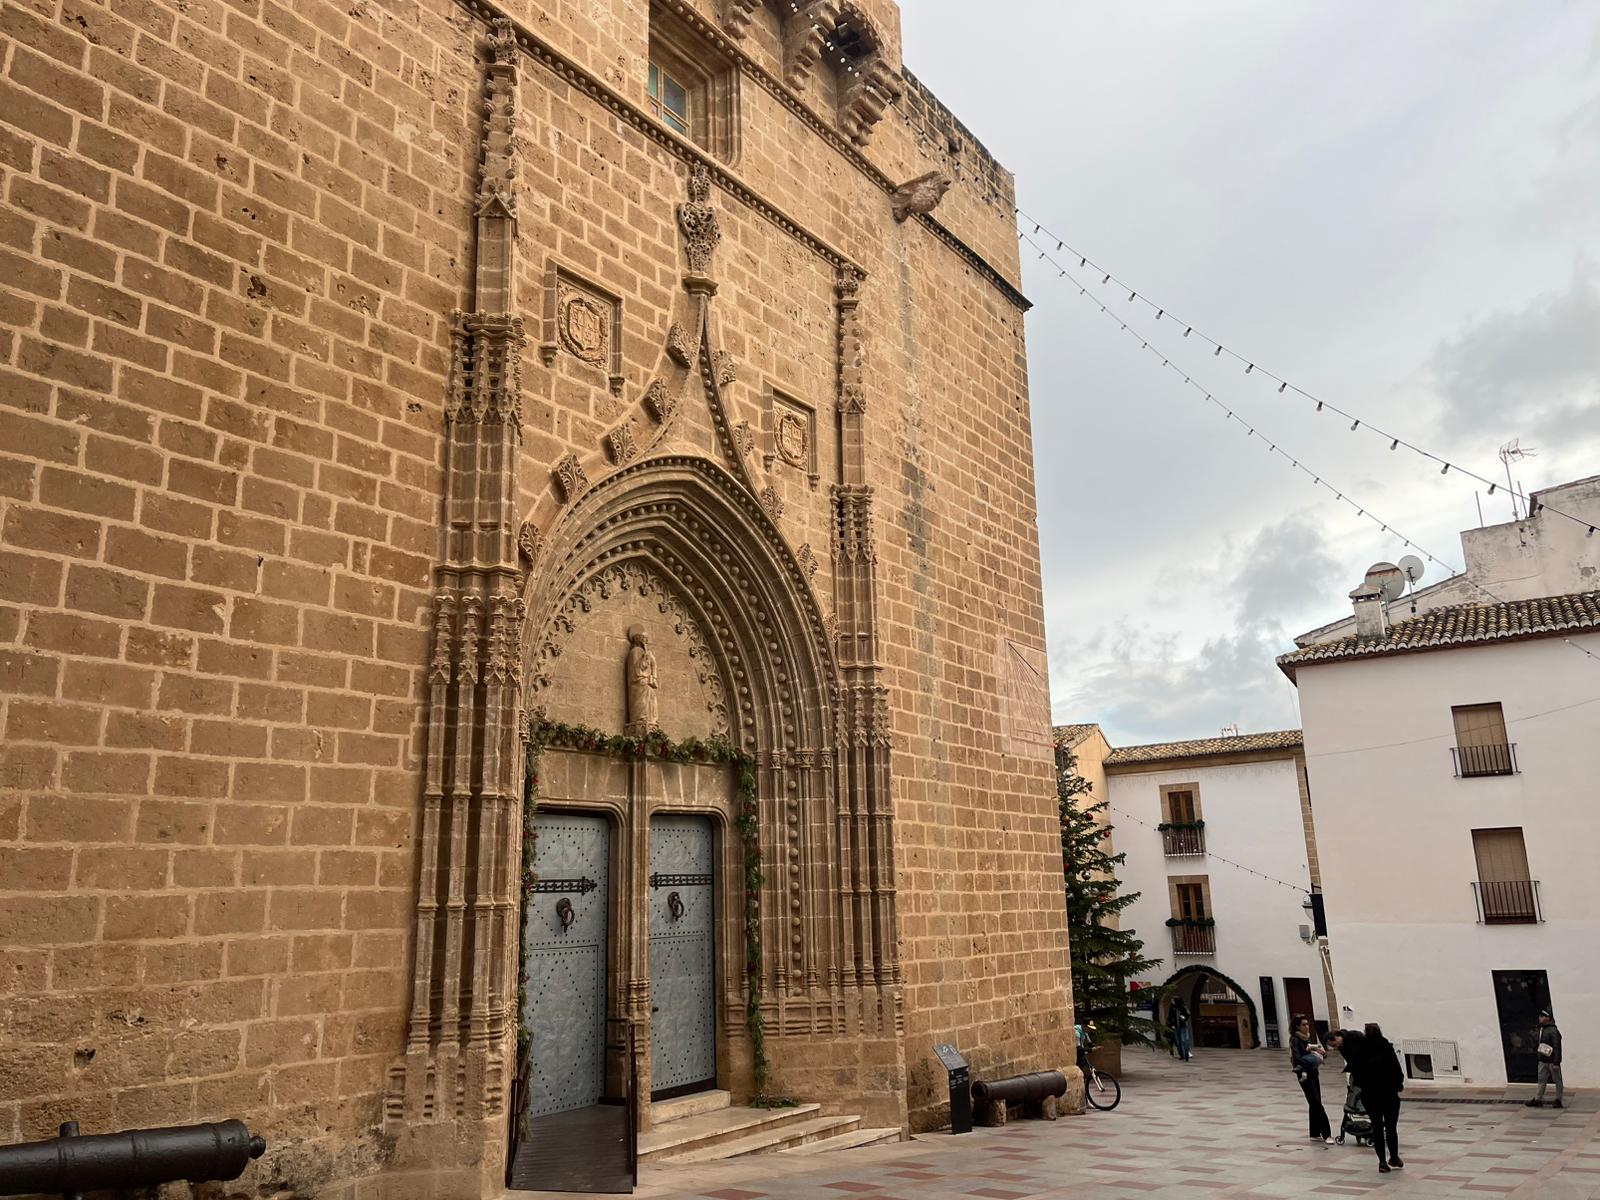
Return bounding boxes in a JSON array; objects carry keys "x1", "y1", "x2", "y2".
[
  {"x1": 1429, "y1": 264, "x2": 1600, "y2": 445},
  {"x1": 1054, "y1": 624, "x2": 1300, "y2": 745},
  {"x1": 1051, "y1": 515, "x2": 1342, "y2": 744},
  {"x1": 1236, "y1": 515, "x2": 1344, "y2": 627}
]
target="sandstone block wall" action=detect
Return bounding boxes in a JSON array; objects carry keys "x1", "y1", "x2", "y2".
[
  {"x1": 1, "y1": 0, "x2": 1070, "y2": 1182},
  {"x1": 0, "y1": 0, "x2": 477, "y2": 1181}
]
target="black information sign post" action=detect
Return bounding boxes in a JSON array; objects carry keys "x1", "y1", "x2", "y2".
[{"x1": 933, "y1": 1044, "x2": 971, "y2": 1134}]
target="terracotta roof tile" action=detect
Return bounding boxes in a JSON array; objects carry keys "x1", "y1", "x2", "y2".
[
  {"x1": 1052, "y1": 723, "x2": 1101, "y2": 750},
  {"x1": 1277, "y1": 590, "x2": 1600, "y2": 676},
  {"x1": 1103, "y1": 729, "x2": 1302, "y2": 766}
]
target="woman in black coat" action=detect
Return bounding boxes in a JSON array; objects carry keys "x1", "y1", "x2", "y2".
[
  {"x1": 1350, "y1": 1022, "x2": 1404, "y2": 1172},
  {"x1": 1289, "y1": 1015, "x2": 1334, "y2": 1143}
]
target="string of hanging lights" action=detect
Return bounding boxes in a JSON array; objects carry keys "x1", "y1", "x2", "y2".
[
  {"x1": 1016, "y1": 231, "x2": 1600, "y2": 668},
  {"x1": 1104, "y1": 802, "x2": 1310, "y2": 895},
  {"x1": 1015, "y1": 209, "x2": 1597, "y2": 540}
]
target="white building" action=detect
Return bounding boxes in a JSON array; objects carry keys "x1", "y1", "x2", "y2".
[
  {"x1": 1282, "y1": 572, "x2": 1600, "y2": 1088},
  {"x1": 1105, "y1": 732, "x2": 1334, "y2": 1051},
  {"x1": 1296, "y1": 474, "x2": 1600, "y2": 647}
]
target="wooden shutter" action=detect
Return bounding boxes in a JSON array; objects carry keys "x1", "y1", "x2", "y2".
[
  {"x1": 1177, "y1": 881, "x2": 1207, "y2": 919},
  {"x1": 1453, "y1": 703, "x2": 1508, "y2": 748},
  {"x1": 1472, "y1": 827, "x2": 1530, "y2": 882},
  {"x1": 1161, "y1": 784, "x2": 1202, "y2": 824}
]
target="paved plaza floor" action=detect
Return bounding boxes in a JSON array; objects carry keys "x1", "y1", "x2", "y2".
[{"x1": 622, "y1": 1048, "x2": 1600, "y2": 1200}]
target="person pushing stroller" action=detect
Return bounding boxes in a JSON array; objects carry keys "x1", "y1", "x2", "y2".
[{"x1": 1328, "y1": 1030, "x2": 1373, "y2": 1147}]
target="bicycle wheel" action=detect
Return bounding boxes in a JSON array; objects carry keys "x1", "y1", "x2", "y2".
[{"x1": 1085, "y1": 1069, "x2": 1121, "y2": 1111}]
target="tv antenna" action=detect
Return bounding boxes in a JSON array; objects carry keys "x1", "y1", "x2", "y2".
[
  {"x1": 1499, "y1": 440, "x2": 1536, "y2": 520},
  {"x1": 1398, "y1": 554, "x2": 1425, "y2": 613}
]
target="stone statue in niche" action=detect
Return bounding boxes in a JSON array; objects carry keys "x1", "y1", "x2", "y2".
[{"x1": 625, "y1": 625, "x2": 659, "y2": 734}]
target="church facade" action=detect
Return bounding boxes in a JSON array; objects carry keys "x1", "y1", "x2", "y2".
[{"x1": 0, "y1": 0, "x2": 1071, "y2": 1194}]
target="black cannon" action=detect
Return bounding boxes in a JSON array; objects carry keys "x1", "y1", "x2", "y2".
[
  {"x1": 0, "y1": 1119, "x2": 266, "y2": 1197},
  {"x1": 970, "y1": 1071, "x2": 1068, "y2": 1126},
  {"x1": 971, "y1": 1069, "x2": 1068, "y2": 1105}
]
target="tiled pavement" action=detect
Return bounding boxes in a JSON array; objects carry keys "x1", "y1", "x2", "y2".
[{"x1": 612, "y1": 1050, "x2": 1600, "y2": 1200}]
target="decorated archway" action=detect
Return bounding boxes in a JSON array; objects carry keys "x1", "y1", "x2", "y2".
[{"x1": 1162, "y1": 965, "x2": 1262, "y2": 1050}]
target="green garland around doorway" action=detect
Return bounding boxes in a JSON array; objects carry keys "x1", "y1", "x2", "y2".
[{"x1": 515, "y1": 717, "x2": 781, "y2": 1109}]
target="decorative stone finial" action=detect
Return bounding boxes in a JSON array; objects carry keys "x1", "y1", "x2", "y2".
[{"x1": 677, "y1": 163, "x2": 722, "y2": 278}]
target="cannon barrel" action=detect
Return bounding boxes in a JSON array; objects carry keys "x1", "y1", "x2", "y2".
[
  {"x1": 0, "y1": 1120, "x2": 266, "y2": 1196},
  {"x1": 970, "y1": 1071, "x2": 1068, "y2": 1105}
]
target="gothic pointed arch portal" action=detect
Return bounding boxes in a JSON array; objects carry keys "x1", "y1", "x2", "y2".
[{"x1": 518, "y1": 454, "x2": 898, "y2": 1116}]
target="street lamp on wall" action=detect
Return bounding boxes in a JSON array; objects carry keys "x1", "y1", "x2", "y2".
[{"x1": 1302, "y1": 889, "x2": 1327, "y2": 937}]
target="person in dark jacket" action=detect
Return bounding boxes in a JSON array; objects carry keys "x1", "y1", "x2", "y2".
[
  {"x1": 1526, "y1": 1009, "x2": 1564, "y2": 1108},
  {"x1": 1333, "y1": 1027, "x2": 1365, "y2": 1074},
  {"x1": 1289, "y1": 1015, "x2": 1334, "y2": 1143},
  {"x1": 1170, "y1": 997, "x2": 1193, "y2": 1062},
  {"x1": 1351, "y1": 1022, "x2": 1404, "y2": 1172}
]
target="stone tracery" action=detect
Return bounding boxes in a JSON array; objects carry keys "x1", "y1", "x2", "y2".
[{"x1": 396, "y1": 55, "x2": 904, "y2": 1154}]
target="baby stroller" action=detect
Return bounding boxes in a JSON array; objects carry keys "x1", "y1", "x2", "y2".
[{"x1": 1336, "y1": 1079, "x2": 1373, "y2": 1146}]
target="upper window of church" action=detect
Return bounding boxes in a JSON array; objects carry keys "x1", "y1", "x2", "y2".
[
  {"x1": 648, "y1": 62, "x2": 691, "y2": 138},
  {"x1": 647, "y1": 3, "x2": 740, "y2": 163}
]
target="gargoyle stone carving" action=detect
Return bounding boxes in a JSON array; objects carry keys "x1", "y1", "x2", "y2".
[{"x1": 890, "y1": 170, "x2": 951, "y2": 223}]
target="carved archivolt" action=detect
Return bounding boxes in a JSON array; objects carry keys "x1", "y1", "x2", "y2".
[
  {"x1": 528, "y1": 559, "x2": 731, "y2": 738},
  {"x1": 521, "y1": 455, "x2": 838, "y2": 752}
]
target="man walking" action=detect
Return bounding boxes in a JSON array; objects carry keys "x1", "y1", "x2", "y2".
[
  {"x1": 1171, "y1": 997, "x2": 1193, "y2": 1062},
  {"x1": 1526, "y1": 1009, "x2": 1564, "y2": 1109}
]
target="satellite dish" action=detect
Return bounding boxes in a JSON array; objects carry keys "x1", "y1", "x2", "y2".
[
  {"x1": 1363, "y1": 561, "x2": 1406, "y2": 602},
  {"x1": 1398, "y1": 554, "x2": 1425, "y2": 586}
]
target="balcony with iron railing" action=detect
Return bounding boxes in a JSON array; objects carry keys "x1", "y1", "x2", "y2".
[
  {"x1": 1451, "y1": 742, "x2": 1518, "y2": 778},
  {"x1": 1471, "y1": 879, "x2": 1542, "y2": 925},
  {"x1": 1167, "y1": 920, "x2": 1216, "y2": 956},
  {"x1": 1160, "y1": 822, "x2": 1206, "y2": 857}
]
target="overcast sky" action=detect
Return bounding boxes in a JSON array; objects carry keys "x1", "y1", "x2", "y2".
[{"x1": 902, "y1": 1, "x2": 1600, "y2": 747}]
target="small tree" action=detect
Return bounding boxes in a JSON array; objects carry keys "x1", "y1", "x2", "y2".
[{"x1": 1058, "y1": 743, "x2": 1164, "y2": 1047}]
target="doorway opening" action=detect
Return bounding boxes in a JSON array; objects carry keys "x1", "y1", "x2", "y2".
[
  {"x1": 1162, "y1": 965, "x2": 1262, "y2": 1049},
  {"x1": 510, "y1": 813, "x2": 633, "y2": 1194},
  {"x1": 1491, "y1": 968, "x2": 1550, "y2": 1084}
]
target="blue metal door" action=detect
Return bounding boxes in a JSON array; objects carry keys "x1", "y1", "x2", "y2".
[
  {"x1": 523, "y1": 814, "x2": 609, "y2": 1117},
  {"x1": 648, "y1": 814, "x2": 716, "y2": 1097}
]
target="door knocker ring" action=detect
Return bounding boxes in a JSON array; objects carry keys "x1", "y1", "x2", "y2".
[
  {"x1": 556, "y1": 896, "x2": 575, "y2": 932},
  {"x1": 667, "y1": 891, "x2": 685, "y2": 922}
]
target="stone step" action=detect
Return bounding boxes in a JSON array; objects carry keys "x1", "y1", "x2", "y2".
[
  {"x1": 778, "y1": 1126, "x2": 902, "y2": 1154},
  {"x1": 651, "y1": 1088, "x2": 732, "y2": 1125},
  {"x1": 664, "y1": 1114, "x2": 864, "y2": 1164},
  {"x1": 638, "y1": 1102, "x2": 822, "y2": 1162}
]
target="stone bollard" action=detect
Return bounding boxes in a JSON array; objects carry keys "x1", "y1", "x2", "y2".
[
  {"x1": 1025, "y1": 1094, "x2": 1060, "y2": 1121},
  {"x1": 975, "y1": 1096, "x2": 1008, "y2": 1127},
  {"x1": 1060, "y1": 1064, "x2": 1087, "y2": 1115}
]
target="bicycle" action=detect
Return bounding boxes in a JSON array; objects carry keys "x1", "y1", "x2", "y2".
[{"x1": 1076, "y1": 1030, "x2": 1122, "y2": 1111}]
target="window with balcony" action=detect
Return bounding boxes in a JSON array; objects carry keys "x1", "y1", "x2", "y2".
[
  {"x1": 646, "y1": 4, "x2": 740, "y2": 161},
  {"x1": 1471, "y1": 827, "x2": 1541, "y2": 924},
  {"x1": 1159, "y1": 783, "x2": 1206, "y2": 856},
  {"x1": 1168, "y1": 876, "x2": 1215, "y2": 955},
  {"x1": 1452, "y1": 702, "x2": 1517, "y2": 777}
]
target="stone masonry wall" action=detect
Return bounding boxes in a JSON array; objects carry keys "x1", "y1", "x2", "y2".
[
  {"x1": 0, "y1": 0, "x2": 1067, "y2": 1184},
  {"x1": 871, "y1": 228, "x2": 1069, "y2": 1129},
  {"x1": 0, "y1": 0, "x2": 477, "y2": 1184}
]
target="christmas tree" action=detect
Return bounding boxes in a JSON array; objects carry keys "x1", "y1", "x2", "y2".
[{"x1": 1058, "y1": 742, "x2": 1164, "y2": 1047}]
